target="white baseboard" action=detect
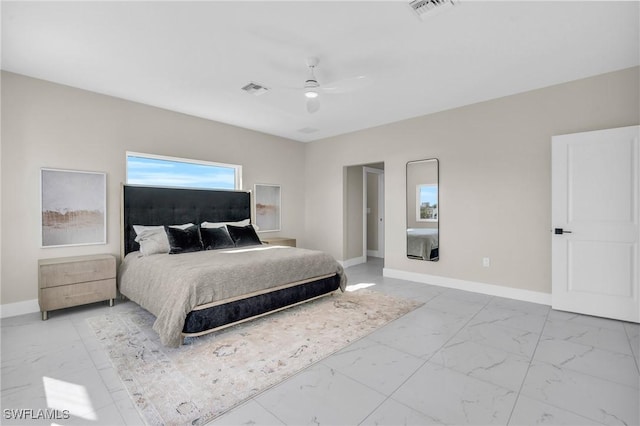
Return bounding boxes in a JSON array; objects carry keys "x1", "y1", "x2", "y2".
[
  {"x1": 367, "y1": 250, "x2": 382, "y2": 258},
  {"x1": 383, "y1": 268, "x2": 551, "y2": 306},
  {"x1": 340, "y1": 256, "x2": 366, "y2": 269},
  {"x1": 1, "y1": 298, "x2": 40, "y2": 319}
]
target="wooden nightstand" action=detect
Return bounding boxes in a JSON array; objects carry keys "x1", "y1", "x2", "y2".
[
  {"x1": 38, "y1": 254, "x2": 117, "y2": 320},
  {"x1": 261, "y1": 237, "x2": 296, "y2": 247}
]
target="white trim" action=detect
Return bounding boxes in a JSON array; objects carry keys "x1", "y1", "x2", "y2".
[
  {"x1": 383, "y1": 268, "x2": 551, "y2": 306},
  {"x1": 378, "y1": 172, "x2": 385, "y2": 258},
  {"x1": 340, "y1": 256, "x2": 367, "y2": 269},
  {"x1": 1, "y1": 299, "x2": 40, "y2": 318},
  {"x1": 367, "y1": 249, "x2": 382, "y2": 258}
]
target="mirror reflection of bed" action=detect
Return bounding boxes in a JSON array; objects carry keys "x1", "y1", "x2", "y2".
[
  {"x1": 406, "y1": 159, "x2": 439, "y2": 261},
  {"x1": 407, "y1": 227, "x2": 439, "y2": 261}
]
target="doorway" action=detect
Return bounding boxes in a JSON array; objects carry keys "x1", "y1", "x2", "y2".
[{"x1": 343, "y1": 163, "x2": 385, "y2": 267}]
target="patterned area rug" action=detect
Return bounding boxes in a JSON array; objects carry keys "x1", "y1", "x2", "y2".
[{"x1": 87, "y1": 289, "x2": 421, "y2": 425}]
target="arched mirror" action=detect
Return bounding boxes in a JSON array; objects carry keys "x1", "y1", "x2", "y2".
[{"x1": 407, "y1": 159, "x2": 439, "y2": 261}]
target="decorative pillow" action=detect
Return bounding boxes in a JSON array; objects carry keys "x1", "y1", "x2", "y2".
[
  {"x1": 133, "y1": 223, "x2": 194, "y2": 256},
  {"x1": 200, "y1": 226, "x2": 235, "y2": 250},
  {"x1": 164, "y1": 224, "x2": 203, "y2": 254},
  {"x1": 135, "y1": 228, "x2": 170, "y2": 256},
  {"x1": 226, "y1": 224, "x2": 262, "y2": 247},
  {"x1": 133, "y1": 224, "x2": 165, "y2": 236},
  {"x1": 201, "y1": 219, "x2": 250, "y2": 229}
]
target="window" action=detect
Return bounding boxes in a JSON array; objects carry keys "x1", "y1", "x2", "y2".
[
  {"x1": 126, "y1": 152, "x2": 242, "y2": 190},
  {"x1": 416, "y1": 184, "x2": 438, "y2": 222}
]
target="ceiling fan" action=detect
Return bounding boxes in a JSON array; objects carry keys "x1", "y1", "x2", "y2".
[
  {"x1": 299, "y1": 57, "x2": 372, "y2": 114},
  {"x1": 303, "y1": 57, "x2": 321, "y2": 113}
]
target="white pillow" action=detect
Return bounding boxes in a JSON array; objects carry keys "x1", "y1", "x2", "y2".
[
  {"x1": 133, "y1": 224, "x2": 164, "y2": 236},
  {"x1": 133, "y1": 223, "x2": 194, "y2": 256},
  {"x1": 201, "y1": 219, "x2": 250, "y2": 229}
]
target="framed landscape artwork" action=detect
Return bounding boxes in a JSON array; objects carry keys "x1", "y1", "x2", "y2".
[
  {"x1": 41, "y1": 168, "x2": 107, "y2": 247},
  {"x1": 254, "y1": 184, "x2": 281, "y2": 232}
]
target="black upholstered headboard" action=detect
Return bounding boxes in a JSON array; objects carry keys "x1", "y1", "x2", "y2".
[{"x1": 121, "y1": 185, "x2": 251, "y2": 256}]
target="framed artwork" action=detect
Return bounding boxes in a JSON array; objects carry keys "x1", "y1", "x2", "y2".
[
  {"x1": 41, "y1": 168, "x2": 107, "y2": 247},
  {"x1": 254, "y1": 184, "x2": 281, "y2": 232}
]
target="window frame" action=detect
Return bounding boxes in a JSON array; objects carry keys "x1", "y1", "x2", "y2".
[{"x1": 125, "y1": 151, "x2": 242, "y2": 191}]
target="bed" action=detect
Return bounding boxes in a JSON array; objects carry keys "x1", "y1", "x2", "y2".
[
  {"x1": 119, "y1": 185, "x2": 346, "y2": 347},
  {"x1": 407, "y1": 228, "x2": 439, "y2": 260}
]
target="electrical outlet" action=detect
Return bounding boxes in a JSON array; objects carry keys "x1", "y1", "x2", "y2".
[{"x1": 482, "y1": 257, "x2": 491, "y2": 268}]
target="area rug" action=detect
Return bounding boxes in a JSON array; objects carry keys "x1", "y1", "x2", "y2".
[{"x1": 87, "y1": 289, "x2": 421, "y2": 425}]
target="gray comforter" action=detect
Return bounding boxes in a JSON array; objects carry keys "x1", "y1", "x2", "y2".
[
  {"x1": 407, "y1": 228, "x2": 439, "y2": 260},
  {"x1": 119, "y1": 245, "x2": 346, "y2": 347}
]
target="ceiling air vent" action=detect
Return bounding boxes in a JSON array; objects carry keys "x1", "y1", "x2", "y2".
[
  {"x1": 409, "y1": 0, "x2": 455, "y2": 20},
  {"x1": 241, "y1": 82, "x2": 269, "y2": 96}
]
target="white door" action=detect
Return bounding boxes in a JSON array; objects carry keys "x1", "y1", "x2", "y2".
[
  {"x1": 363, "y1": 167, "x2": 385, "y2": 259},
  {"x1": 552, "y1": 125, "x2": 639, "y2": 323},
  {"x1": 378, "y1": 172, "x2": 385, "y2": 256}
]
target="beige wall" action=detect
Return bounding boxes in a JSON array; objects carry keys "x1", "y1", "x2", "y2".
[
  {"x1": 2, "y1": 67, "x2": 638, "y2": 307},
  {"x1": 1, "y1": 71, "x2": 307, "y2": 305},
  {"x1": 305, "y1": 66, "x2": 640, "y2": 295}
]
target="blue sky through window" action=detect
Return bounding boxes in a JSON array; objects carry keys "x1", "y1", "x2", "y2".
[
  {"x1": 126, "y1": 155, "x2": 237, "y2": 189},
  {"x1": 419, "y1": 185, "x2": 437, "y2": 206}
]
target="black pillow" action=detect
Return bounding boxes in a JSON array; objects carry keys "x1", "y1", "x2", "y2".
[
  {"x1": 201, "y1": 226, "x2": 235, "y2": 250},
  {"x1": 226, "y1": 224, "x2": 262, "y2": 247},
  {"x1": 164, "y1": 225, "x2": 203, "y2": 254}
]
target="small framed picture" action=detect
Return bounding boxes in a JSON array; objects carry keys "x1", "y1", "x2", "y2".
[
  {"x1": 41, "y1": 168, "x2": 107, "y2": 247},
  {"x1": 254, "y1": 184, "x2": 281, "y2": 232}
]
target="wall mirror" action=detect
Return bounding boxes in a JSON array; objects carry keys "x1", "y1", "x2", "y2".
[{"x1": 407, "y1": 159, "x2": 439, "y2": 261}]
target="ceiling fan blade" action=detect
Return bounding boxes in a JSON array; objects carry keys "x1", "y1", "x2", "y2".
[
  {"x1": 322, "y1": 75, "x2": 373, "y2": 94},
  {"x1": 306, "y1": 97, "x2": 320, "y2": 114}
]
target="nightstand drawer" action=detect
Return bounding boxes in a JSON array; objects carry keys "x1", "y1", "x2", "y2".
[
  {"x1": 39, "y1": 255, "x2": 116, "y2": 288},
  {"x1": 39, "y1": 278, "x2": 116, "y2": 311}
]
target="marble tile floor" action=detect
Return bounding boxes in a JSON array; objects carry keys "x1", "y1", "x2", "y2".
[{"x1": 1, "y1": 257, "x2": 638, "y2": 425}]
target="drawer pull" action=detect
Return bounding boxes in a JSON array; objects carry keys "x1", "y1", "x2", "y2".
[
  {"x1": 65, "y1": 292, "x2": 95, "y2": 299},
  {"x1": 65, "y1": 270, "x2": 98, "y2": 275}
]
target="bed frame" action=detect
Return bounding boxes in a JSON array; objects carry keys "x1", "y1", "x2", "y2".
[{"x1": 121, "y1": 184, "x2": 341, "y2": 343}]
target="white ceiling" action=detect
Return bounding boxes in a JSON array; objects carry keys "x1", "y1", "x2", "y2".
[{"x1": 2, "y1": 1, "x2": 638, "y2": 142}]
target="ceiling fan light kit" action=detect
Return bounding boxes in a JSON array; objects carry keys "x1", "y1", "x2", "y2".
[{"x1": 304, "y1": 90, "x2": 319, "y2": 99}]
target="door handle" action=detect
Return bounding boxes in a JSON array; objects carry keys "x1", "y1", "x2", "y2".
[{"x1": 554, "y1": 228, "x2": 573, "y2": 235}]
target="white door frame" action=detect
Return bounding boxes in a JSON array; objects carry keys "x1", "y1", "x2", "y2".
[{"x1": 363, "y1": 167, "x2": 385, "y2": 259}]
